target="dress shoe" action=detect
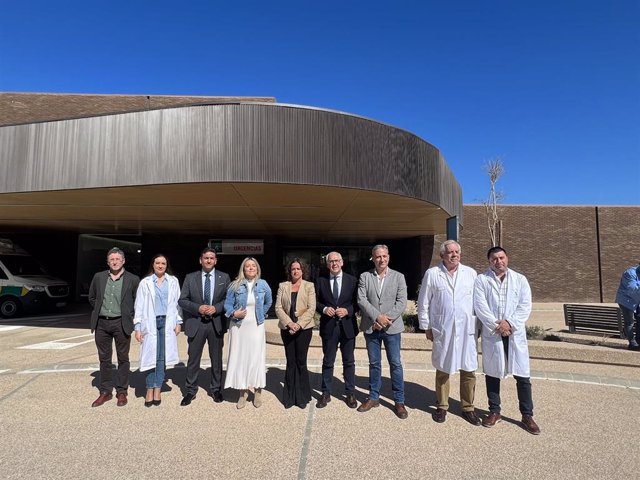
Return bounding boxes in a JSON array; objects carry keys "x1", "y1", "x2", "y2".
[
  {"x1": 116, "y1": 392, "x2": 127, "y2": 407},
  {"x1": 461, "y1": 410, "x2": 482, "y2": 426},
  {"x1": 628, "y1": 344, "x2": 640, "y2": 351},
  {"x1": 91, "y1": 392, "x2": 113, "y2": 408},
  {"x1": 152, "y1": 399, "x2": 161, "y2": 406},
  {"x1": 345, "y1": 393, "x2": 357, "y2": 409},
  {"x1": 211, "y1": 390, "x2": 224, "y2": 403},
  {"x1": 316, "y1": 393, "x2": 331, "y2": 408},
  {"x1": 237, "y1": 390, "x2": 248, "y2": 409},
  {"x1": 432, "y1": 408, "x2": 447, "y2": 423},
  {"x1": 180, "y1": 393, "x2": 196, "y2": 406},
  {"x1": 144, "y1": 389, "x2": 154, "y2": 407},
  {"x1": 521, "y1": 415, "x2": 541, "y2": 435},
  {"x1": 253, "y1": 388, "x2": 262, "y2": 408},
  {"x1": 482, "y1": 412, "x2": 502, "y2": 428},
  {"x1": 394, "y1": 403, "x2": 408, "y2": 419},
  {"x1": 357, "y1": 398, "x2": 379, "y2": 412}
]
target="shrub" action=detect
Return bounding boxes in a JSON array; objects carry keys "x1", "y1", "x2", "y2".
[{"x1": 526, "y1": 325, "x2": 546, "y2": 340}]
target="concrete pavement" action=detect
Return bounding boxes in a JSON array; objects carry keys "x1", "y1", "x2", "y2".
[{"x1": 1, "y1": 306, "x2": 639, "y2": 479}]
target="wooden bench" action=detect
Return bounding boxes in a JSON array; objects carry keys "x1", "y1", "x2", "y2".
[{"x1": 563, "y1": 304, "x2": 624, "y2": 338}]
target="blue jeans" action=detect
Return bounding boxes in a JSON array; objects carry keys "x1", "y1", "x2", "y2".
[
  {"x1": 619, "y1": 305, "x2": 640, "y2": 347},
  {"x1": 364, "y1": 330, "x2": 404, "y2": 403},
  {"x1": 146, "y1": 316, "x2": 166, "y2": 389}
]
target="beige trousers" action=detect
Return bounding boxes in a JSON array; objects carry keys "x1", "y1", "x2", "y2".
[{"x1": 435, "y1": 369, "x2": 476, "y2": 412}]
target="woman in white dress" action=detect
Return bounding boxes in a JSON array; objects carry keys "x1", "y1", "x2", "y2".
[{"x1": 224, "y1": 257, "x2": 273, "y2": 408}]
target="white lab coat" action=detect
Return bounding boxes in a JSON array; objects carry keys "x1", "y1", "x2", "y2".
[
  {"x1": 473, "y1": 268, "x2": 532, "y2": 378},
  {"x1": 134, "y1": 274, "x2": 182, "y2": 372},
  {"x1": 417, "y1": 263, "x2": 478, "y2": 374}
]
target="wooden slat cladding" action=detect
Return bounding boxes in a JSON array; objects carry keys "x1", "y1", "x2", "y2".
[{"x1": 0, "y1": 103, "x2": 463, "y2": 221}]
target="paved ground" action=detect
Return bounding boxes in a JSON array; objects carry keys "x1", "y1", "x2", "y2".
[{"x1": 1, "y1": 305, "x2": 639, "y2": 479}]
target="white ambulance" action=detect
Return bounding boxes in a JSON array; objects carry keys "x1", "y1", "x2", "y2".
[{"x1": 0, "y1": 239, "x2": 70, "y2": 318}]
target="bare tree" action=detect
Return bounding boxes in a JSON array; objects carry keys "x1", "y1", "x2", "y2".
[{"x1": 481, "y1": 157, "x2": 505, "y2": 247}]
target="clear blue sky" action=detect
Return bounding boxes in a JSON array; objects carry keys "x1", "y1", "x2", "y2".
[{"x1": 1, "y1": 1, "x2": 638, "y2": 205}]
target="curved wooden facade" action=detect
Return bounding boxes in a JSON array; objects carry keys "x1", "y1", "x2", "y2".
[{"x1": 0, "y1": 99, "x2": 462, "y2": 239}]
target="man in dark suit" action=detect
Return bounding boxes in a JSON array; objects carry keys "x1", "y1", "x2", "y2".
[
  {"x1": 88, "y1": 247, "x2": 140, "y2": 407},
  {"x1": 315, "y1": 251, "x2": 359, "y2": 409},
  {"x1": 178, "y1": 248, "x2": 230, "y2": 405}
]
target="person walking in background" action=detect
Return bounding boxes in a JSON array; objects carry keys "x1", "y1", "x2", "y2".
[
  {"x1": 178, "y1": 248, "x2": 230, "y2": 406},
  {"x1": 133, "y1": 254, "x2": 182, "y2": 407},
  {"x1": 474, "y1": 246, "x2": 540, "y2": 435},
  {"x1": 275, "y1": 258, "x2": 316, "y2": 409},
  {"x1": 88, "y1": 247, "x2": 140, "y2": 407},
  {"x1": 315, "y1": 251, "x2": 359, "y2": 409},
  {"x1": 357, "y1": 244, "x2": 408, "y2": 419},
  {"x1": 615, "y1": 263, "x2": 640, "y2": 351},
  {"x1": 224, "y1": 257, "x2": 273, "y2": 409},
  {"x1": 417, "y1": 240, "x2": 480, "y2": 426}
]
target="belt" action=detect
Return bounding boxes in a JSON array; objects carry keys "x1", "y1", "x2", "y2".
[{"x1": 99, "y1": 315, "x2": 121, "y2": 320}]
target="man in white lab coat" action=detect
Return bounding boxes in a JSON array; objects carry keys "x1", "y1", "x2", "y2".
[
  {"x1": 418, "y1": 240, "x2": 480, "y2": 426},
  {"x1": 474, "y1": 246, "x2": 540, "y2": 435}
]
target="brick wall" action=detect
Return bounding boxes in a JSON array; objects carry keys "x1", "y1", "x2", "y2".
[
  {"x1": 0, "y1": 93, "x2": 276, "y2": 126},
  {"x1": 599, "y1": 207, "x2": 640, "y2": 302},
  {"x1": 447, "y1": 205, "x2": 640, "y2": 303}
]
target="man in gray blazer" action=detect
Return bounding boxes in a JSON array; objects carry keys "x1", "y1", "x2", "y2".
[
  {"x1": 357, "y1": 244, "x2": 408, "y2": 419},
  {"x1": 88, "y1": 247, "x2": 140, "y2": 407},
  {"x1": 178, "y1": 248, "x2": 230, "y2": 406}
]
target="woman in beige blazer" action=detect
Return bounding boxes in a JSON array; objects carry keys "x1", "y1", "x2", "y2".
[{"x1": 275, "y1": 258, "x2": 316, "y2": 409}]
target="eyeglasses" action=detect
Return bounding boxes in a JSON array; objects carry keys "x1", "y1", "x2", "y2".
[{"x1": 327, "y1": 260, "x2": 342, "y2": 264}]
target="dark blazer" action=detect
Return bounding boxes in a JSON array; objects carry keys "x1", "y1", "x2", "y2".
[
  {"x1": 315, "y1": 272, "x2": 359, "y2": 339},
  {"x1": 179, "y1": 269, "x2": 231, "y2": 337},
  {"x1": 88, "y1": 270, "x2": 140, "y2": 335}
]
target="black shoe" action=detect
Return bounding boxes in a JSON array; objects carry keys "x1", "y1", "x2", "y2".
[
  {"x1": 316, "y1": 393, "x2": 331, "y2": 408},
  {"x1": 152, "y1": 399, "x2": 161, "y2": 406},
  {"x1": 211, "y1": 390, "x2": 224, "y2": 403},
  {"x1": 345, "y1": 393, "x2": 358, "y2": 409},
  {"x1": 144, "y1": 401, "x2": 153, "y2": 408},
  {"x1": 629, "y1": 344, "x2": 640, "y2": 351},
  {"x1": 180, "y1": 393, "x2": 196, "y2": 406},
  {"x1": 432, "y1": 408, "x2": 447, "y2": 423},
  {"x1": 461, "y1": 410, "x2": 482, "y2": 426}
]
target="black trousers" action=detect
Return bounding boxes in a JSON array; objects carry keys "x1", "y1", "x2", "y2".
[
  {"x1": 95, "y1": 317, "x2": 130, "y2": 394},
  {"x1": 185, "y1": 320, "x2": 224, "y2": 395},
  {"x1": 321, "y1": 320, "x2": 356, "y2": 395},
  {"x1": 281, "y1": 328, "x2": 312, "y2": 408},
  {"x1": 485, "y1": 336, "x2": 534, "y2": 416}
]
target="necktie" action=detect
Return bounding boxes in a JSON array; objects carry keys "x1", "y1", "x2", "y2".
[
  {"x1": 204, "y1": 273, "x2": 211, "y2": 305},
  {"x1": 332, "y1": 275, "x2": 339, "y2": 302}
]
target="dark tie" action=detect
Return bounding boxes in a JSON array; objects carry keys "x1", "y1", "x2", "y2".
[
  {"x1": 204, "y1": 273, "x2": 211, "y2": 305},
  {"x1": 332, "y1": 276, "x2": 339, "y2": 302}
]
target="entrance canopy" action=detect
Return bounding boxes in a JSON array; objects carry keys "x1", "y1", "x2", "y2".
[{"x1": 0, "y1": 95, "x2": 462, "y2": 241}]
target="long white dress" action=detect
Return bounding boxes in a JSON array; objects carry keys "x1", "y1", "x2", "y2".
[{"x1": 224, "y1": 281, "x2": 267, "y2": 389}]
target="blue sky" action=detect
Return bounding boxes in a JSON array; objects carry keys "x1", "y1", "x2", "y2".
[{"x1": 1, "y1": 1, "x2": 638, "y2": 205}]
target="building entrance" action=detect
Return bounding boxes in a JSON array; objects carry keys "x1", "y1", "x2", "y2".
[{"x1": 281, "y1": 246, "x2": 372, "y2": 283}]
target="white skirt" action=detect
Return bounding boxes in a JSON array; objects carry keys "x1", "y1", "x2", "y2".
[{"x1": 224, "y1": 296, "x2": 266, "y2": 389}]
